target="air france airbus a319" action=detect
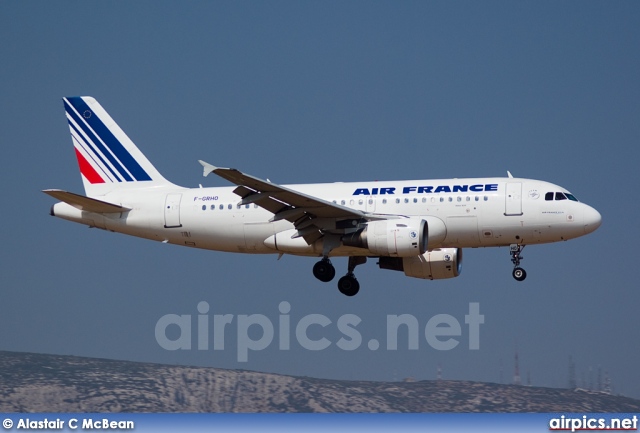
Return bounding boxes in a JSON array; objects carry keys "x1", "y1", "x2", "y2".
[{"x1": 44, "y1": 97, "x2": 602, "y2": 296}]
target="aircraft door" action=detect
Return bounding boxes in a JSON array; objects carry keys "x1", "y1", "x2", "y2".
[
  {"x1": 164, "y1": 193, "x2": 183, "y2": 228},
  {"x1": 505, "y1": 182, "x2": 523, "y2": 216}
]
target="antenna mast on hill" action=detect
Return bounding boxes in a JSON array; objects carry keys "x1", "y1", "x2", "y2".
[
  {"x1": 604, "y1": 371, "x2": 612, "y2": 394},
  {"x1": 568, "y1": 355, "x2": 577, "y2": 389},
  {"x1": 514, "y1": 350, "x2": 522, "y2": 386}
]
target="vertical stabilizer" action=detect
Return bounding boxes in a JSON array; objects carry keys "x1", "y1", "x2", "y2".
[{"x1": 63, "y1": 96, "x2": 174, "y2": 197}]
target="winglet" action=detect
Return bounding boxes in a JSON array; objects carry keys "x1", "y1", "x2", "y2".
[
  {"x1": 198, "y1": 160, "x2": 217, "y2": 177},
  {"x1": 507, "y1": 170, "x2": 514, "y2": 178}
]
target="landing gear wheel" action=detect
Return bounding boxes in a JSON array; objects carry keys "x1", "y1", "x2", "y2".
[
  {"x1": 512, "y1": 267, "x2": 527, "y2": 282},
  {"x1": 509, "y1": 244, "x2": 527, "y2": 282},
  {"x1": 338, "y1": 274, "x2": 360, "y2": 296},
  {"x1": 313, "y1": 258, "x2": 335, "y2": 282}
]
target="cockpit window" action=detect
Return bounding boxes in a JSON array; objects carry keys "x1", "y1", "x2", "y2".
[{"x1": 546, "y1": 191, "x2": 578, "y2": 201}]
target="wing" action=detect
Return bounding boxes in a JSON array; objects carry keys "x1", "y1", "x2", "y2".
[{"x1": 199, "y1": 161, "x2": 380, "y2": 244}]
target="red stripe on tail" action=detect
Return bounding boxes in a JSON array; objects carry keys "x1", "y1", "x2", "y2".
[{"x1": 74, "y1": 148, "x2": 105, "y2": 184}]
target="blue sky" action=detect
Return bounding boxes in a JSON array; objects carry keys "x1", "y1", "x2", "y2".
[{"x1": 1, "y1": 1, "x2": 639, "y2": 399}]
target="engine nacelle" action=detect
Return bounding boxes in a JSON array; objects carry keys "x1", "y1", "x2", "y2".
[
  {"x1": 423, "y1": 215, "x2": 447, "y2": 249},
  {"x1": 342, "y1": 218, "x2": 427, "y2": 257},
  {"x1": 379, "y1": 248, "x2": 462, "y2": 280}
]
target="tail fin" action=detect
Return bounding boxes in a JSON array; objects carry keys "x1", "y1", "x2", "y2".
[{"x1": 63, "y1": 96, "x2": 174, "y2": 197}]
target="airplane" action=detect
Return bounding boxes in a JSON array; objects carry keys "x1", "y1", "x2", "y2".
[{"x1": 44, "y1": 96, "x2": 602, "y2": 296}]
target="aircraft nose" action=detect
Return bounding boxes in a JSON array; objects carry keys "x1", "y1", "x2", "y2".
[{"x1": 583, "y1": 205, "x2": 602, "y2": 234}]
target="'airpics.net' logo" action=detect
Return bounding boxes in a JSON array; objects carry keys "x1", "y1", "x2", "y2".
[{"x1": 155, "y1": 302, "x2": 484, "y2": 362}]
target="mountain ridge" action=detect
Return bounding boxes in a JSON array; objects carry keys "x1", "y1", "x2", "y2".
[{"x1": 0, "y1": 351, "x2": 637, "y2": 413}]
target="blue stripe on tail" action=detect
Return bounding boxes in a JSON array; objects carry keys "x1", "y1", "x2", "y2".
[
  {"x1": 67, "y1": 119, "x2": 120, "y2": 182},
  {"x1": 64, "y1": 99, "x2": 132, "y2": 181},
  {"x1": 65, "y1": 97, "x2": 152, "y2": 182}
]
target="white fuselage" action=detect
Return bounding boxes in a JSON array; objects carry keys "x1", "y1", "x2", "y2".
[
  {"x1": 47, "y1": 96, "x2": 603, "y2": 293},
  {"x1": 51, "y1": 176, "x2": 602, "y2": 257}
]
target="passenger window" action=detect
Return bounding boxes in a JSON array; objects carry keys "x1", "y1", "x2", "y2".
[
  {"x1": 219, "y1": 204, "x2": 224, "y2": 210},
  {"x1": 404, "y1": 198, "x2": 409, "y2": 204},
  {"x1": 440, "y1": 197, "x2": 444, "y2": 203},
  {"x1": 555, "y1": 192, "x2": 567, "y2": 201},
  {"x1": 358, "y1": 199, "x2": 363, "y2": 205},
  {"x1": 202, "y1": 205, "x2": 206, "y2": 211},
  {"x1": 211, "y1": 205, "x2": 215, "y2": 210},
  {"x1": 448, "y1": 197, "x2": 453, "y2": 202},
  {"x1": 422, "y1": 197, "x2": 426, "y2": 203},
  {"x1": 396, "y1": 198, "x2": 400, "y2": 204},
  {"x1": 457, "y1": 197, "x2": 461, "y2": 202},
  {"x1": 228, "y1": 204, "x2": 232, "y2": 209},
  {"x1": 382, "y1": 199, "x2": 387, "y2": 204},
  {"x1": 466, "y1": 196, "x2": 470, "y2": 201},
  {"x1": 341, "y1": 200, "x2": 346, "y2": 205},
  {"x1": 413, "y1": 198, "x2": 418, "y2": 203},
  {"x1": 368, "y1": 199, "x2": 373, "y2": 205},
  {"x1": 545, "y1": 192, "x2": 554, "y2": 201},
  {"x1": 484, "y1": 196, "x2": 488, "y2": 201}
]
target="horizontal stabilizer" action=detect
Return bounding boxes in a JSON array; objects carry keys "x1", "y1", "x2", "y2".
[{"x1": 42, "y1": 189, "x2": 130, "y2": 213}]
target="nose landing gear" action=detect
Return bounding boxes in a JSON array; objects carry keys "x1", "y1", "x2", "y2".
[
  {"x1": 510, "y1": 244, "x2": 527, "y2": 281},
  {"x1": 512, "y1": 267, "x2": 527, "y2": 281}
]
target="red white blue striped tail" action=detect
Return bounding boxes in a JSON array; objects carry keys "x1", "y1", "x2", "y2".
[{"x1": 63, "y1": 96, "x2": 172, "y2": 196}]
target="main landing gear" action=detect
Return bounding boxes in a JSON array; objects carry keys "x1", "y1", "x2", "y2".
[
  {"x1": 510, "y1": 244, "x2": 527, "y2": 282},
  {"x1": 313, "y1": 256, "x2": 366, "y2": 296},
  {"x1": 312, "y1": 257, "x2": 335, "y2": 282}
]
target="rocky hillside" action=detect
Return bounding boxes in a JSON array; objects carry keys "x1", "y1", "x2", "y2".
[{"x1": 0, "y1": 351, "x2": 638, "y2": 412}]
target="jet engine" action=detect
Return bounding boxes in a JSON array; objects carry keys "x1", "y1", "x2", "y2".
[
  {"x1": 378, "y1": 248, "x2": 462, "y2": 280},
  {"x1": 342, "y1": 218, "x2": 427, "y2": 257}
]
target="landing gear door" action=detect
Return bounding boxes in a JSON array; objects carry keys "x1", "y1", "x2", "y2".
[
  {"x1": 164, "y1": 193, "x2": 183, "y2": 228},
  {"x1": 504, "y1": 182, "x2": 523, "y2": 216}
]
